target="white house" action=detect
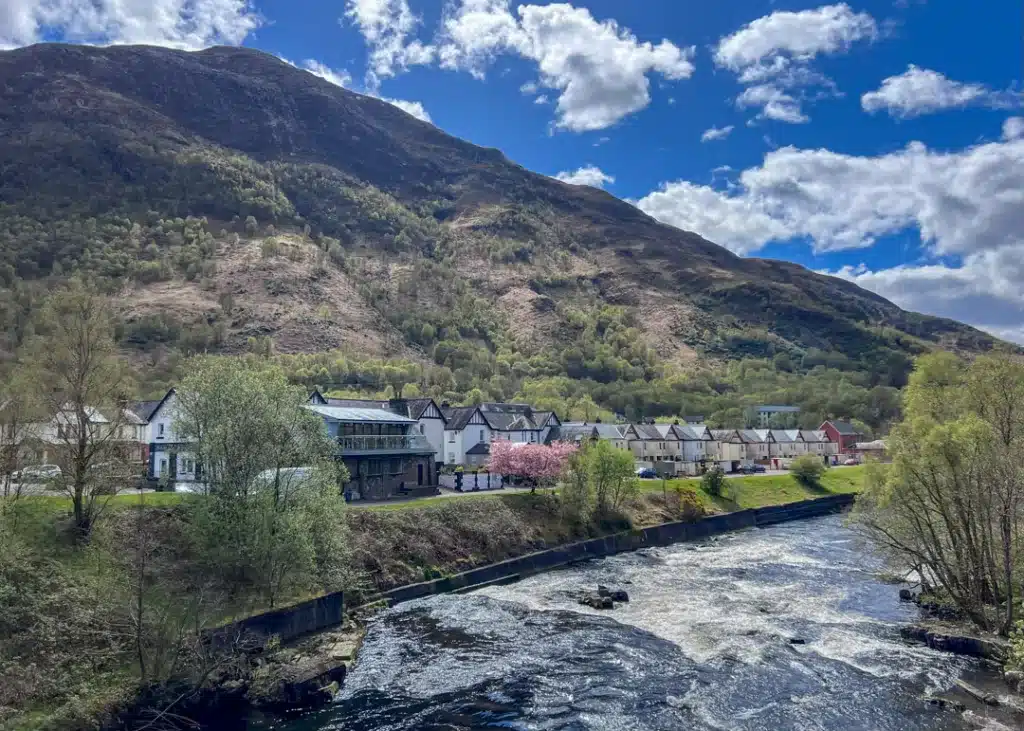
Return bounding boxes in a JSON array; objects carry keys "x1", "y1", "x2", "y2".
[
  {"x1": 131, "y1": 389, "x2": 199, "y2": 483},
  {"x1": 15, "y1": 404, "x2": 148, "y2": 468},
  {"x1": 442, "y1": 405, "x2": 491, "y2": 466},
  {"x1": 677, "y1": 424, "x2": 713, "y2": 475},
  {"x1": 802, "y1": 430, "x2": 839, "y2": 461}
]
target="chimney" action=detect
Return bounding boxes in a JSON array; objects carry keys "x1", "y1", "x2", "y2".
[{"x1": 441, "y1": 401, "x2": 451, "y2": 409}]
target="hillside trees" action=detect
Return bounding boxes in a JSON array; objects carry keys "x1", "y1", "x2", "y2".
[{"x1": 855, "y1": 352, "x2": 1024, "y2": 634}]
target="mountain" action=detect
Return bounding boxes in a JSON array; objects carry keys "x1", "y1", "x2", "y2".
[{"x1": 0, "y1": 43, "x2": 1003, "y2": 397}]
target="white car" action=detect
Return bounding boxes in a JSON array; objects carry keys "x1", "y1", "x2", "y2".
[{"x1": 15, "y1": 464, "x2": 62, "y2": 481}]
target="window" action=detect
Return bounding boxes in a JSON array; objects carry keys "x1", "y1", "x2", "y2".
[
  {"x1": 448, "y1": 452, "x2": 455, "y2": 463},
  {"x1": 530, "y1": 433, "x2": 536, "y2": 443},
  {"x1": 419, "y1": 424, "x2": 425, "y2": 434},
  {"x1": 157, "y1": 423, "x2": 165, "y2": 438},
  {"x1": 448, "y1": 432, "x2": 455, "y2": 443},
  {"x1": 367, "y1": 460, "x2": 382, "y2": 476},
  {"x1": 480, "y1": 429, "x2": 485, "y2": 442},
  {"x1": 160, "y1": 458, "x2": 168, "y2": 474}
]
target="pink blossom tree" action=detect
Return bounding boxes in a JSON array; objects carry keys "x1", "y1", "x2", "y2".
[{"x1": 488, "y1": 439, "x2": 577, "y2": 489}]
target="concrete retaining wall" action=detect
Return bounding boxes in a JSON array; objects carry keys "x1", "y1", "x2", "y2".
[
  {"x1": 206, "y1": 591, "x2": 345, "y2": 646},
  {"x1": 377, "y1": 493, "x2": 855, "y2": 607},
  {"x1": 228, "y1": 493, "x2": 853, "y2": 642}
]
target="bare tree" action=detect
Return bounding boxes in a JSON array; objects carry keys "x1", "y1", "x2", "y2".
[{"x1": 31, "y1": 283, "x2": 136, "y2": 539}]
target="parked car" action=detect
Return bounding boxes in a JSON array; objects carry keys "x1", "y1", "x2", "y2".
[
  {"x1": 842, "y1": 458, "x2": 860, "y2": 466},
  {"x1": 635, "y1": 467, "x2": 657, "y2": 479},
  {"x1": 14, "y1": 464, "x2": 61, "y2": 482},
  {"x1": 738, "y1": 464, "x2": 766, "y2": 474}
]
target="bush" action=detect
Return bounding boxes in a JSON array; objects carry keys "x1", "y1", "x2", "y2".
[
  {"x1": 701, "y1": 467, "x2": 726, "y2": 497},
  {"x1": 791, "y1": 454, "x2": 826, "y2": 488}
]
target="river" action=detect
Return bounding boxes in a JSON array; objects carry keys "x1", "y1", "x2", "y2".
[{"x1": 253, "y1": 515, "x2": 1017, "y2": 730}]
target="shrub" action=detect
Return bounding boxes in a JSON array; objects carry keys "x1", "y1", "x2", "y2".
[
  {"x1": 701, "y1": 467, "x2": 726, "y2": 497},
  {"x1": 791, "y1": 454, "x2": 826, "y2": 488}
]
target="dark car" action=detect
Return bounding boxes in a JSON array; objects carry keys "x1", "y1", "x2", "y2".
[
  {"x1": 635, "y1": 468, "x2": 658, "y2": 479},
  {"x1": 739, "y1": 464, "x2": 767, "y2": 474}
]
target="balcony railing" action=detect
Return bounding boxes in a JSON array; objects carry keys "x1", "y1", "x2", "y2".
[{"x1": 337, "y1": 434, "x2": 434, "y2": 453}]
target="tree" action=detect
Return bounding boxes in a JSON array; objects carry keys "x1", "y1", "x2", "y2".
[
  {"x1": 31, "y1": 284, "x2": 136, "y2": 539},
  {"x1": 855, "y1": 352, "x2": 1024, "y2": 634},
  {"x1": 701, "y1": 466, "x2": 726, "y2": 498},
  {"x1": 487, "y1": 440, "x2": 577, "y2": 489},
  {"x1": 564, "y1": 439, "x2": 637, "y2": 517},
  {"x1": 175, "y1": 358, "x2": 350, "y2": 608},
  {"x1": 790, "y1": 454, "x2": 825, "y2": 488}
]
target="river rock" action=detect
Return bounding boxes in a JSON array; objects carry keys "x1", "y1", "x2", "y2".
[
  {"x1": 898, "y1": 589, "x2": 915, "y2": 602},
  {"x1": 788, "y1": 638, "x2": 807, "y2": 645},
  {"x1": 611, "y1": 589, "x2": 629, "y2": 603},
  {"x1": 1004, "y1": 670, "x2": 1024, "y2": 694},
  {"x1": 597, "y1": 585, "x2": 611, "y2": 597},
  {"x1": 578, "y1": 593, "x2": 615, "y2": 609}
]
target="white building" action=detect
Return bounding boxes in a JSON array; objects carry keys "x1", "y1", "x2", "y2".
[{"x1": 131, "y1": 389, "x2": 200, "y2": 482}]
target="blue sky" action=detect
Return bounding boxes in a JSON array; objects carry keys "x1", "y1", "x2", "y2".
[{"x1": 2, "y1": 0, "x2": 1023, "y2": 342}]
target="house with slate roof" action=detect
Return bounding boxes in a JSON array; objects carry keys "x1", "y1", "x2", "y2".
[
  {"x1": 305, "y1": 403, "x2": 438, "y2": 500},
  {"x1": 308, "y1": 390, "x2": 448, "y2": 466},
  {"x1": 442, "y1": 405, "x2": 491, "y2": 466},
  {"x1": 709, "y1": 429, "x2": 747, "y2": 472},
  {"x1": 820, "y1": 420, "x2": 864, "y2": 455}
]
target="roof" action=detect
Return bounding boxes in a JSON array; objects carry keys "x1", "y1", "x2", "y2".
[
  {"x1": 465, "y1": 441, "x2": 491, "y2": 455},
  {"x1": 771, "y1": 429, "x2": 803, "y2": 443},
  {"x1": 593, "y1": 423, "x2": 627, "y2": 439},
  {"x1": 389, "y1": 398, "x2": 446, "y2": 422},
  {"x1": 740, "y1": 430, "x2": 765, "y2": 443},
  {"x1": 652, "y1": 424, "x2": 681, "y2": 439},
  {"x1": 804, "y1": 430, "x2": 831, "y2": 442},
  {"x1": 758, "y1": 405, "x2": 801, "y2": 413},
  {"x1": 443, "y1": 406, "x2": 484, "y2": 431},
  {"x1": 632, "y1": 424, "x2": 666, "y2": 440},
  {"x1": 824, "y1": 420, "x2": 862, "y2": 436},
  {"x1": 304, "y1": 404, "x2": 415, "y2": 424},
  {"x1": 129, "y1": 399, "x2": 163, "y2": 422},
  {"x1": 548, "y1": 424, "x2": 598, "y2": 444},
  {"x1": 478, "y1": 403, "x2": 547, "y2": 431},
  {"x1": 711, "y1": 429, "x2": 742, "y2": 442},
  {"x1": 677, "y1": 425, "x2": 711, "y2": 440}
]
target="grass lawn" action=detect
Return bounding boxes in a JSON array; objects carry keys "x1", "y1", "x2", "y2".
[{"x1": 645, "y1": 465, "x2": 867, "y2": 512}]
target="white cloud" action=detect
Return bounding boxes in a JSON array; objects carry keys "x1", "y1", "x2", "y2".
[
  {"x1": 344, "y1": 0, "x2": 434, "y2": 86},
  {"x1": 438, "y1": 1, "x2": 695, "y2": 131},
  {"x1": 0, "y1": 0, "x2": 260, "y2": 49},
  {"x1": 638, "y1": 137, "x2": 1024, "y2": 256},
  {"x1": 736, "y1": 84, "x2": 809, "y2": 123},
  {"x1": 714, "y1": 4, "x2": 875, "y2": 124},
  {"x1": 382, "y1": 97, "x2": 432, "y2": 122},
  {"x1": 298, "y1": 58, "x2": 432, "y2": 123},
  {"x1": 1004, "y1": 117, "x2": 1024, "y2": 140},
  {"x1": 700, "y1": 125, "x2": 734, "y2": 142},
  {"x1": 301, "y1": 59, "x2": 353, "y2": 89},
  {"x1": 830, "y1": 249, "x2": 1024, "y2": 344},
  {"x1": 554, "y1": 165, "x2": 615, "y2": 188},
  {"x1": 637, "y1": 136, "x2": 1024, "y2": 340},
  {"x1": 862, "y1": 65, "x2": 1021, "y2": 118},
  {"x1": 714, "y1": 3, "x2": 877, "y2": 71}
]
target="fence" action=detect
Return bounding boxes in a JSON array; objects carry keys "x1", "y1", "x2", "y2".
[{"x1": 439, "y1": 472, "x2": 506, "y2": 491}]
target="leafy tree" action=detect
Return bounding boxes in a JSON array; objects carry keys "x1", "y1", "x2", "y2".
[
  {"x1": 790, "y1": 454, "x2": 825, "y2": 488},
  {"x1": 565, "y1": 439, "x2": 637, "y2": 517},
  {"x1": 701, "y1": 466, "x2": 726, "y2": 498},
  {"x1": 30, "y1": 284, "x2": 136, "y2": 539},
  {"x1": 174, "y1": 357, "x2": 350, "y2": 608},
  {"x1": 855, "y1": 352, "x2": 1024, "y2": 634}
]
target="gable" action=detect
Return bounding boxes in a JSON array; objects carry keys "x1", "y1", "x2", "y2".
[{"x1": 419, "y1": 401, "x2": 444, "y2": 420}]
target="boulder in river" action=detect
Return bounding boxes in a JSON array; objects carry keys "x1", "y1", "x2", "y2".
[
  {"x1": 597, "y1": 585, "x2": 611, "y2": 597},
  {"x1": 611, "y1": 589, "x2": 629, "y2": 603},
  {"x1": 898, "y1": 589, "x2": 915, "y2": 602}
]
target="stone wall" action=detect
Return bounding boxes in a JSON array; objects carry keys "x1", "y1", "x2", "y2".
[{"x1": 206, "y1": 591, "x2": 345, "y2": 646}]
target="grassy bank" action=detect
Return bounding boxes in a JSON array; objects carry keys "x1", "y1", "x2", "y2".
[{"x1": 2, "y1": 466, "x2": 865, "y2": 730}]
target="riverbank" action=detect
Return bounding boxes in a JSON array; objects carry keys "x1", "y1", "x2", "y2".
[{"x1": 1, "y1": 468, "x2": 864, "y2": 730}]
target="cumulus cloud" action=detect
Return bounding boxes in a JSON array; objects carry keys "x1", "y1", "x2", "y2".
[
  {"x1": 344, "y1": 0, "x2": 434, "y2": 86},
  {"x1": 299, "y1": 57, "x2": 432, "y2": 123},
  {"x1": 830, "y1": 249, "x2": 1024, "y2": 344},
  {"x1": 637, "y1": 136, "x2": 1024, "y2": 341},
  {"x1": 862, "y1": 65, "x2": 1021, "y2": 118},
  {"x1": 714, "y1": 4, "x2": 876, "y2": 124},
  {"x1": 700, "y1": 125, "x2": 734, "y2": 142},
  {"x1": 438, "y1": 0, "x2": 695, "y2": 131},
  {"x1": 639, "y1": 138, "x2": 1024, "y2": 255},
  {"x1": 1004, "y1": 117, "x2": 1024, "y2": 140},
  {"x1": 554, "y1": 165, "x2": 615, "y2": 188},
  {"x1": 0, "y1": 0, "x2": 260, "y2": 49}
]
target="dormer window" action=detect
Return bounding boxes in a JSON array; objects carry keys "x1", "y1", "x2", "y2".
[{"x1": 158, "y1": 423, "x2": 165, "y2": 438}]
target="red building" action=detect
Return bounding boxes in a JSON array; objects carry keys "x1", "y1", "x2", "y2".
[{"x1": 819, "y1": 420, "x2": 863, "y2": 454}]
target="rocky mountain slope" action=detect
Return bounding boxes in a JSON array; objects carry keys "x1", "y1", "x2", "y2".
[{"x1": 0, "y1": 43, "x2": 1001, "y2": 385}]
